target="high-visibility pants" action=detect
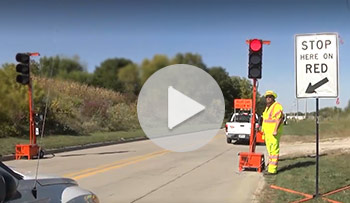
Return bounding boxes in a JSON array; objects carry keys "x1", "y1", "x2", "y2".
[{"x1": 265, "y1": 133, "x2": 281, "y2": 173}]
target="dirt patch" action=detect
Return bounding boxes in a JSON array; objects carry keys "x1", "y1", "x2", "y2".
[{"x1": 280, "y1": 137, "x2": 350, "y2": 157}]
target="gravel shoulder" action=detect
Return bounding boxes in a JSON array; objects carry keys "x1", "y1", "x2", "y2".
[{"x1": 280, "y1": 137, "x2": 350, "y2": 157}]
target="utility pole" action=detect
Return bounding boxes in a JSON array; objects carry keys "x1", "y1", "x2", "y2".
[
  {"x1": 296, "y1": 99, "x2": 299, "y2": 119},
  {"x1": 305, "y1": 99, "x2": 308, "y2": 119}
]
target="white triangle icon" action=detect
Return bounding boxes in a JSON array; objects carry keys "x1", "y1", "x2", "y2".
[{"x1": 168, "y1": 86, "x2": 205, "y2": 129}]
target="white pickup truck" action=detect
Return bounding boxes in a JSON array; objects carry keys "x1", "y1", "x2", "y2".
[{"x1": 225, "y1": 113, "x2": 259, "y2": 143}]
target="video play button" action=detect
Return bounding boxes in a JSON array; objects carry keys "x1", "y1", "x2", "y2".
[
  {"x1": 168, "y1": 86, "x2": 205, "y2": 129},
  {"x1": 137, "y1": 64, "x2": 225, "y2": 152}
]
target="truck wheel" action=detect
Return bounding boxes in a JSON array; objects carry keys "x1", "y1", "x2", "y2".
[{"x1": 227, "y1": 138, "x2": 232, "y2": 144}]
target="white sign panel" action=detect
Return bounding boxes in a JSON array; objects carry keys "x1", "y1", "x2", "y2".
[{"x1": 295, "y1": 33, "x2": 339, "y2": 98}]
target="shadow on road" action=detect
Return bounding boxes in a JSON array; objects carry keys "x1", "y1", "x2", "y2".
[
  {"x1": 233, "y1": 140, "x2": 250, "y2": 145},
  {"x1": 232, "y1": 140, "x2": 266, "y2": 146}
]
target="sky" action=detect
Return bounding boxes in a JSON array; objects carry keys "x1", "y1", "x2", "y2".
[{"x1": 0, "y1": 0, "x2": 349, "y2": 113}]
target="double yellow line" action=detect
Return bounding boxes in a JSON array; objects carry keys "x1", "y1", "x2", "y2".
[{"x1": 64, "y1": 149, "x2": 170, "y2": 180}]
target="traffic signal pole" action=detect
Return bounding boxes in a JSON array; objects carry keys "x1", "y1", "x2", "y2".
[
  {"x1": 15, "y1": 52, "x2": 41, "y2": 160},
  {"x1": 249, "y1": 78, "x2": 257, "y2": 153},
  {"x1": 238, "y1": 39, "x2": 270, "y2": 172},
  {"x1": 28, "y1": 78, "x2": 35, "y2": 145}
]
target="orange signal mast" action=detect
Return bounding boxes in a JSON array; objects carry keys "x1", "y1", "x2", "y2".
[
  {"x1": 15, "y1": 52, "x2": 41, "y2": 160},
  {"x1": 238, "y1": 39, "x2": 270, "y2": 172}
]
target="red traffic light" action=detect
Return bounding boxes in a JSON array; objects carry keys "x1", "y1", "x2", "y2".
[{"x1": 250, "y1": 39, "x2": 262, "y2": 52}]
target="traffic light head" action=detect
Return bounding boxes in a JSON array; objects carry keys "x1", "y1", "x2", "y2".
[
  {"x1": 248, "y1": 39, "x2": 262, "y2": 79},
  {"x1": 15, "y1": 53, "x2": 30, "y2": 85},
  {"x1": 34, "y1": 113, "x2": 43, "y2": 125},
  {"x1": 250, "y1": 39, "x2": 262, "y2": 52},
  {"x1": 16, "y1": 64, "x2": 29, "y2": 74},
  {"x1": 16, "y1": 53, "x2": 30, "y2": 64}
]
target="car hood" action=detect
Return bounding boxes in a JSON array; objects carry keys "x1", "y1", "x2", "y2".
[{"x1": 36, "y1": 178, "x2": 78, "y2": 186}]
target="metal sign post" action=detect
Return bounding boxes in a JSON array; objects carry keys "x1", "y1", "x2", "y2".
[{"x1": 315, "y1": 97, "x2": 319, "y2": 197}]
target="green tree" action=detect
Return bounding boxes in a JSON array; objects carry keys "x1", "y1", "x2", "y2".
[
  {"x1": 92, "y1": 58, "x2": 133, "y2": 92},
  {"x1": 231, "y1": 76, "x2": 265, "y2": 115},
  {"x1": 209, "y1": 67, "x2": 240, "y2": 117},
  {"x1": 140, "y1": 55, "x2": 170, "y2": 84},
  {"x1": 118, "y1": 64, "x2": 140, "y2": 95},
  {"x1": 345, "y1": 100, "x2": 350, "y2": 114},
  {"x1": 171, "y1": 53, "x2": 208, "y2": 71},
  {"x1": 238, "y1": 77, "x2": 253, "y2": 98},
  {"x1": 319, "y1": 107, "x2": 343, "y2": 119},
  {"x1": 39, "y1": 55, "x2": 86, "y2": 78},
  {"x1": 256, "y1": 95, "x2": 266, "y2": 115},
  {"x1": 0, "y1": 63, "x2": 46, "y2": 137}
]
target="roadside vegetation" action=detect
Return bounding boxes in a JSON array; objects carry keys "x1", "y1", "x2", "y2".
[
  {"x1": 1, "y1": 53, "x2": 349, "y2": 155},
  {"x1": 259, "y1": 151, "x2": 350, "y2": 203},
  {"x1": 0, "y1": 130, "x2": 146, "y2": 156},
  {"x1": 0, "y1": 53, "x2": 266, "y2": 156},
  {"x1": 259, "y1": 107, "x2": 350, "y2": 202},
  {"x1": 282, "y1": 106, "x2": 350, "y2": 143}
]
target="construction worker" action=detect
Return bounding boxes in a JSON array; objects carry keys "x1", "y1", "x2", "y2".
[{"x1": 261, "y1": 90, "x2": 284, "y2": 175}]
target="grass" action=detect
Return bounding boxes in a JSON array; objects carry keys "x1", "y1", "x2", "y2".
[
  {"x1": 281, "y1": 118, "x2": 350, "y2": 143},
  {"x1": 0, "y1": 129, "x2": 146, "y2": 156},
  {"x1": 259, "y1": 151, "x2": 350, "y2": 203}
]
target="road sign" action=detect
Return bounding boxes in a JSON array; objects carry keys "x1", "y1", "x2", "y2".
[
  {"x1": 234, "y1": 99, "x2": 252, "y2": 109},
  {"x1": 295, "y1": 33, "x2": 339, "y2": 98}
]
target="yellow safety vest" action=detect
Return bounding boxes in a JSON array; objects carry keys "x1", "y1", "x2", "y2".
[{"x1": 262, "y1": 102, "x2": 284, "y2": 135}]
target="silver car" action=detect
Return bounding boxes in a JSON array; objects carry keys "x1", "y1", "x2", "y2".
[{"x1": 0, "y1": 161, "x2": 99, "y2": 203}]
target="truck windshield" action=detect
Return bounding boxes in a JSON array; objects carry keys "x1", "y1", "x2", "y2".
[{"x1": 232, "y1": 115, "x2": 250, "y2": 123}]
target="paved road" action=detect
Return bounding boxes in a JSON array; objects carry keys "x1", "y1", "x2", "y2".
[{"x1": 6, "y1": 130, "x2": 267, "y2": 203}]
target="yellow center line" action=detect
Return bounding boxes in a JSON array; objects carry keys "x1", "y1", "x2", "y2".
[
  {"x1": 64, "y1": 150, "x2": 165, "y2": 177},
  {"x1": 63, "y1": 149, "x2": 170, "y2": 180}
]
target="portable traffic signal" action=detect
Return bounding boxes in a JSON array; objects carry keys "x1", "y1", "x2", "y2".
[
  {"x1": 248, "y1": 39, "x2": 262, "y2": 79},
  {"x1": 34, "y1": 113, "x2": 43, "y2": 126},
  {"x1": 16, "y1": 53, "x2": 30, "y2": 85},
  {"x1": 34, "y1": 113, "x2": 43, "y2": 136},
  {"x1": 14, "y1": 52, "x2": 42, "y2": 160}
]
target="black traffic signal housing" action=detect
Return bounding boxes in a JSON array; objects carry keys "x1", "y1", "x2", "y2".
[
  {"x1": 34, "y1": 113, "x2": 43, "y2": 136},
  {"x1": 16, "y1": 53, "x2": 30, "y2": 85},
  {"x1": 34, "y1": 113, "x2": 43, "y2": 126},
  {"x1": 248, "y1": 39, "x2": 262, "y2": 79}
]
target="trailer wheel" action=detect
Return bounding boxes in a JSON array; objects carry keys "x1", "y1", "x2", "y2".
[{"x1": 39, "y1": 150, "x2": 45, "y2": 159}]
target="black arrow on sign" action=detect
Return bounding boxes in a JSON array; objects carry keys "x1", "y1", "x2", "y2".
[{"x1": 305, "y1": 77, "x2": 329, "y2": 93}]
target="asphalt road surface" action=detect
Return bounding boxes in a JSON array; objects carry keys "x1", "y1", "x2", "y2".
[{"x1": 6, "y1": 130, "x2": 267, "y2": 203}]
